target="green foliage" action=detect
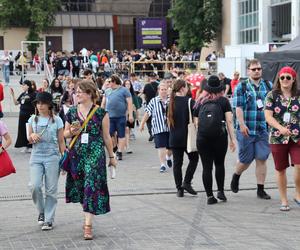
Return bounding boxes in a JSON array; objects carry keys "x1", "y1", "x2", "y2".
[
  {"x1": 168, "y1": 0, "x2": 222, "y2": 51},
  {"x1": 0, "y1": 0, "x2": 61, "y2": 55}
]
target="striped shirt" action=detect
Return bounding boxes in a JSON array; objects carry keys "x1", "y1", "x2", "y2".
[
  {"x1": 232, "y1": 78, "x2": 272, "y2": 135},
  {"x1": 145, "y1": 96, "x2": 169, "y2": 135}
]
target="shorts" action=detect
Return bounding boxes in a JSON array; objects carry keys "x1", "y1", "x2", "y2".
[
  {"x1": 270, "y1": 140, "x2": 300, "y2": 171},
  {"x1": 109, "y1": 116, "x2": 126, "y2": 138},
  {"x1": 236, "y1": 130, "x2": 270, "y2": 164},
  {"x1": 154, "y1": 132, "x2": 170, "y2": 149}
]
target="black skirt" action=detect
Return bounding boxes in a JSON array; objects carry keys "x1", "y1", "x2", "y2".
[{"x1": 15, "y1": 112, "x2": 32, "y2": 148}]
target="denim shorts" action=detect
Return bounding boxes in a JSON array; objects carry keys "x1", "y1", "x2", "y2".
[
  {"x1": 154, "y1": 132, "x2": 170, "y2": 149},
  {"x1": 236, "y1": 129, "x2": 270, "y2": 164},
  {"x1": 109, "y1": 116, "x2": 126, "y2": 138}
]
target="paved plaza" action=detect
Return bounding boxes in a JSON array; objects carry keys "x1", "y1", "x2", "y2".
[{"x1": 0, "y1": 77, "x2": 300, "y2": 250}]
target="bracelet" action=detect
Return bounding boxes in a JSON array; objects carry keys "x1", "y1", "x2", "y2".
[{"x1": 109, "y1": 156, "x2": 114, "y2": 159}]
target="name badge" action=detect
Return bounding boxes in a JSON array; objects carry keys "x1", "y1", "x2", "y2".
[
  {"x1": 256, "y1": 99, "x2": 264, "y2": 109},
  {"x1": 81, "y1": 133, "x2": 89, "y2": 144},
  {"x1": 283, "y1": 112, "x2": 291, "y2": 123}
]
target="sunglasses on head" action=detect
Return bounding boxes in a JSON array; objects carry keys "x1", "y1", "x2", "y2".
[
  {"x1": 249, "y1": 67, "x2": 262, "y2": 72},
  {"x1": 280, "y1": 75, "x2": 292, "y2": 81}
]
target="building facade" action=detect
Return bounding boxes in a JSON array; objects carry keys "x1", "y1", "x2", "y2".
[{"x1": 0, "y1": 0, "x2": 172, "y2": 52}]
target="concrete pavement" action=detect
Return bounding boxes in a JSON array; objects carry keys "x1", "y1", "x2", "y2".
[{"x1": 0, "y1": 110, "x2": 300, "y2": 249}]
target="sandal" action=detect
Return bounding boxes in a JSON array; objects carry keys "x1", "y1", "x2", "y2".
[
  {"x1": 83, "y1": 225, "x2": 93, "y2": 240},
  {"x1": 280, "y1": 205, "x2": 290, "y2": 212}
]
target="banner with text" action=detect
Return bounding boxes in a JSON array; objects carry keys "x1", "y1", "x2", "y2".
[{"x1": 136, "y1": 18, "x2": 167, "y2": 49}]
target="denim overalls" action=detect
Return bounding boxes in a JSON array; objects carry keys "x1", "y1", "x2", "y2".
[{"x1": 28, "y1": 115, "x2": 63, "y2": 224}]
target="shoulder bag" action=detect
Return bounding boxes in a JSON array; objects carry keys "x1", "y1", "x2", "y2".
[
  {"x1": 59, "y1": 105, "x2": 99, "y2": 177},
  {"x1": 187, "y1": 98, "x2": 197, "y2": 153}
]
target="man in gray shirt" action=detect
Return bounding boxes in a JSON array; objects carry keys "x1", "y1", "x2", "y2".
[{"x1": 101, "y1": 74, "x2": 134, "y2": 160}]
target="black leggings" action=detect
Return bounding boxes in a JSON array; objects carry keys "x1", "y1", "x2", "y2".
[
  {"x1": 197, "y1": 134, "x2": 228, "y2": 197},
  {"x1": 172, "y1": 148, "x2": 199, "y2": 190}
]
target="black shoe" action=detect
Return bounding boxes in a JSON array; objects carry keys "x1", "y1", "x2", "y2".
[
  {"x1": 116, "y1": 152, "x2": 122, "y2": 160},
  {"x1": 230, "y1": 174, "x2": 240, "y2": 193},
  {"x1": 182, "y1": 183, "x2": 197, "y2": 195},
  {"x1": 148, "y1": 135, "x2": 154, "y2": 142},
  {"x1": 38, "y1": 213, "x2": 44, "y2": 225},
  {"x1": 41, "y1": 222, "x2": 53, "y2": 231},
  {"x1": 177, "y1": 188, "x2": 184, "y2": 197},
  {"x1": 166, "y1": 159, "x2": 172, "y2": 168},
  {"x1": 113, "y1": 146, "x2": 118, "y2": 153},
  {"x1": 217, "y1": 191, "x2": 227, "y2": 202},
  {"x1": 257, "y1": 190, "x2": 271, "y2": 200},
  {"x1": 207, "y1": 196, "x2": 218, "y2": 205}
]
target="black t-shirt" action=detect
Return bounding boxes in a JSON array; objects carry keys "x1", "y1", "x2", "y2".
[
  {"x1": 222, "y1": 77, "x2": 232, "y2": 95},
  {"x1": 169, "y1": 96, "x2": 195, "y2": 148},
  {"x1": 57, "y1": 57, "x2": 70, "y2": 71},
  {"x1": 193, "y1": 96, "x2": 232, "y2": 123},
  {"x1": 70, "y1": 56, "x2": 81, "y2": 69},
  {"x1": 17, "y1": 91, "x2": 36, "y2": 115},
  {"x1": 143, "y1": 81, "x2": 159, "y2": 104}
]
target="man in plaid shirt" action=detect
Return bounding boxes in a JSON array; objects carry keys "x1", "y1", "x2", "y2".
[{"x1": 231, "y1": 59, "x2": 272, "y2": 200}]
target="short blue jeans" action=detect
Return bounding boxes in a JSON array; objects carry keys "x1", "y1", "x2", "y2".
[
  {"x1": 109, "y1": 116, "x2": 126, "y2": 138},
  {"x1": 236, "y1": 129, "x2": 270, "y2": 164}
]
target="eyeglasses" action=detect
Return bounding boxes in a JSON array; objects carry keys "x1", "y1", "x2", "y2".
[
  {"x1": 280, "y1": 75, "x2": 292, "y2": 81},
  {"x1": 75, "y1": 90, "x2": 85, "y2": 94},
  {"x1": 249, "y1": 67, "x2": 262, "y2": 72}
]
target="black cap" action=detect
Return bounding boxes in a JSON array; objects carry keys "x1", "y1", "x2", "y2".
[
  {"x1": 33, "y1": 92, "x2": 53, "y2": 107},
  {"x1": 203, "y1": 75, "x2": 223, "y2": 94}
]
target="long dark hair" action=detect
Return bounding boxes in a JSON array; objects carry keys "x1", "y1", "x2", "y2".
[
  {"x1": 50, "y1": 78, "x2": 63, "y2": 94},
  {"x1": 167, "y1": 79, "x2": 187, "y2": 128},
  {"x1": 123, "y1": 79, "x2": 135, "y2": 96},
  {"x1": 34, "y1": 101, "x2": 55, "y2": 124},
  {"x1": 272, "y1": 74, "x2": 300, "y2": 97}
]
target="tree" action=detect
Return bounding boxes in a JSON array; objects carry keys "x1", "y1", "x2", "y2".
[
  {"x1": 0, "y1": 0, "x2": 61, "y2": 55},
  {"x1": 168, "y1": 0, "x2": 222, "y2": 52}
]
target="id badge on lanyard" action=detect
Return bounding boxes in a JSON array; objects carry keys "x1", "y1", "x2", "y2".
[{"x1": 81, "y1": 133, "x2": 89, "y2": 144}]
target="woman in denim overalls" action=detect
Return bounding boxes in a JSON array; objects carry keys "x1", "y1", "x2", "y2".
[{"x1": 27, "y1": 92, "x2": 66, "y2": 230}]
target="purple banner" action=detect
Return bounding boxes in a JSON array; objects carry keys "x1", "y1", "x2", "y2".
[{"x1": 136, "y1": 18, "x2": 167, "y2": 49}]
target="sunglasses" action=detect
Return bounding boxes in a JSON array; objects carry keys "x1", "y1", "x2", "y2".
[
  {"x1": 280, "y1": 75, "x2": 292, "y2": 81},
  {"x1": 249, "y1": 67, "x2": 262, "y2": 72}
]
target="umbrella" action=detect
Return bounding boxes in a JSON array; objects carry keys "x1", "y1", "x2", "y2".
[{"x1": 186, "y1": 73, "x2": 205, "y2": 88}]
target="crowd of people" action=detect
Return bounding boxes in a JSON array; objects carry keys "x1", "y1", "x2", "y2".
[{"x1": 0, "y1": 56, "x2": 300, "y2": 240}]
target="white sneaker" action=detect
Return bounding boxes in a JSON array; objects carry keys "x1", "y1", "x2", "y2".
[
  {"x1": 25, "y1": 148, "x2": 31, "y2": 153},
  {"x1": 109, "y1": 165, "x2": 116, "y2": 179}
]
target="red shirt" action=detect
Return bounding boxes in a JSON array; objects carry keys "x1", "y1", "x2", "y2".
[
  {"x1": 0, "y1": 83, "x2": 4, "y2": 112},
  {"x1": 230, "y1": 79, "x2": 239, "y2": 95}
]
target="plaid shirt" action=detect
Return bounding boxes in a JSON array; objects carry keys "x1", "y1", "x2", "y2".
[{"x1": 232, "y1": 78, "x2": 272, "y2": 135}]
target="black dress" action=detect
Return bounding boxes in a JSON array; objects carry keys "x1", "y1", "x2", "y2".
[{"x1": 15, "y1": 92, "x2": 36, "y2": 148}]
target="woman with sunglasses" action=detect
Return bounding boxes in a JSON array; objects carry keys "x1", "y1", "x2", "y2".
[{"x1": 264, "y1": 66, "x2": 300, "y2": 212}]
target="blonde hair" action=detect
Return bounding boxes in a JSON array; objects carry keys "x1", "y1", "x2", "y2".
[{"x1": 77, "y1": 80, "x2": 98, "y2": 102}]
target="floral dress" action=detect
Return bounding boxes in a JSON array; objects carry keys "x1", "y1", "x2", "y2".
[
  {"x1": 65, "y1": 106, "x2": 110, "y2": 215},
  {"x1": 265, "y1": 91, "x2": 300, "y2": 144}
]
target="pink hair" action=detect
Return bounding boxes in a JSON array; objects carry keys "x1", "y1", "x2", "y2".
[{"x1": 194, "y1": 90, "x2": 224, "y2": 108}]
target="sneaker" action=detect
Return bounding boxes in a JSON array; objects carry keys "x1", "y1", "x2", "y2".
[
  {"x1": 182, "y1": 183, "x2": 197, "y2": 195},
  {"x1": 148, "y1": 135, "x2": 154, "y2": 142},
  {"x1": 25, "y1": 147, "x2": 31, "y2": 153},
  {"x1": 257, "y1": 190, "x2": 271, "y2": 200},
  {"x1": 217, "y1": 191, "x2": 227, "y2": 202},
  {"x1": 230, "y1": 173, "x2": 240, "y2": 193},
  {"x1": 129, "y1": 133, "x2": 136, "y2": 140},
  {"x1": 116, "y1": 152, "x2": 122, "y2": 160},
  {"x1": 166, "y1": 159, "x2": 172, "y2": 168},
  {"x1": 41, "y1": 222, "x2": 53, "y2": 231},
  {"x1": 38, "y1": 213, "x2": 44, "y2": 225},
  {"x1": 126, "y1": 147, "x2": 133, "y2": 154},
  {"x1": 207, "y1": 196, "x2": 218, "y2": 205},
  {"x1": 160, "y1": 165, "x2": 167, "y2": 173},
  {"x1": 113, "y1": 146, "x2": 118, "y2": 153}
]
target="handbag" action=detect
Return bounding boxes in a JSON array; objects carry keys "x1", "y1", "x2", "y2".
[
  {"x1": 0, "y1": 150, "x2": 16, "y2": 178},
  {"x1": 187, "y1": 98, "x2": 197, "y2": 153},
  {"x1": 59, "y1": 105, "x2": 99, "y2": 177}
]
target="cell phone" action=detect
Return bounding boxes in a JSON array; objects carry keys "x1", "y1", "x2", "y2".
[{"x1": 71, "y1": 120, "x2": 80, "y2": 127}]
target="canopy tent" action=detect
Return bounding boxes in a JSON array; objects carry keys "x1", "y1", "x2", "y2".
[{"x1": 255, "y1": 36, "x2": 300, "y2": 82}]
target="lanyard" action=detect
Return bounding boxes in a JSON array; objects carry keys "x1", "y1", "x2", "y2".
[
  {"x1": 285, "y1": 97, "x2": 292, "y2": 111},
  {"x1": 78, "y1": 105, "x2": 94, "y2": 132},
  {"x1": 247, "y1": 79, "x2": 262, "y2": 99}
]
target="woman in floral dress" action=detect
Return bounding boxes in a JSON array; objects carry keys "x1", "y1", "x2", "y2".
[
  {"x1": 264, "y1": 66, "x2": 300, "y2": 212},
  {"x1": 64, "y1": 80, "x2": 116, "y2": 239}
]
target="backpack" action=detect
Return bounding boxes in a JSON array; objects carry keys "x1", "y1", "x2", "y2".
[{"x1": 198, "y1": 99, "x2": 225, "y2": 137}]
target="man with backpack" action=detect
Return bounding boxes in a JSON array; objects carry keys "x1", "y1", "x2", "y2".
[{"x1": 231, "y1": 59, "x2": 272, "y2": 200}]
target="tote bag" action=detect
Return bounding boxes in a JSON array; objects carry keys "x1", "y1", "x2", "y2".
[
  {"x1": 0, "y1": 150, "x2": 16, "y2": 178},
  {"x1": 187, "y1": 98, "x2": 197, "y2": 153}
]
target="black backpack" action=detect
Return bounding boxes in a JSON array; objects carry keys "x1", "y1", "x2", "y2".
[{"x1": 198, "y1": 99, "x2": 225, "y2": 137}]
